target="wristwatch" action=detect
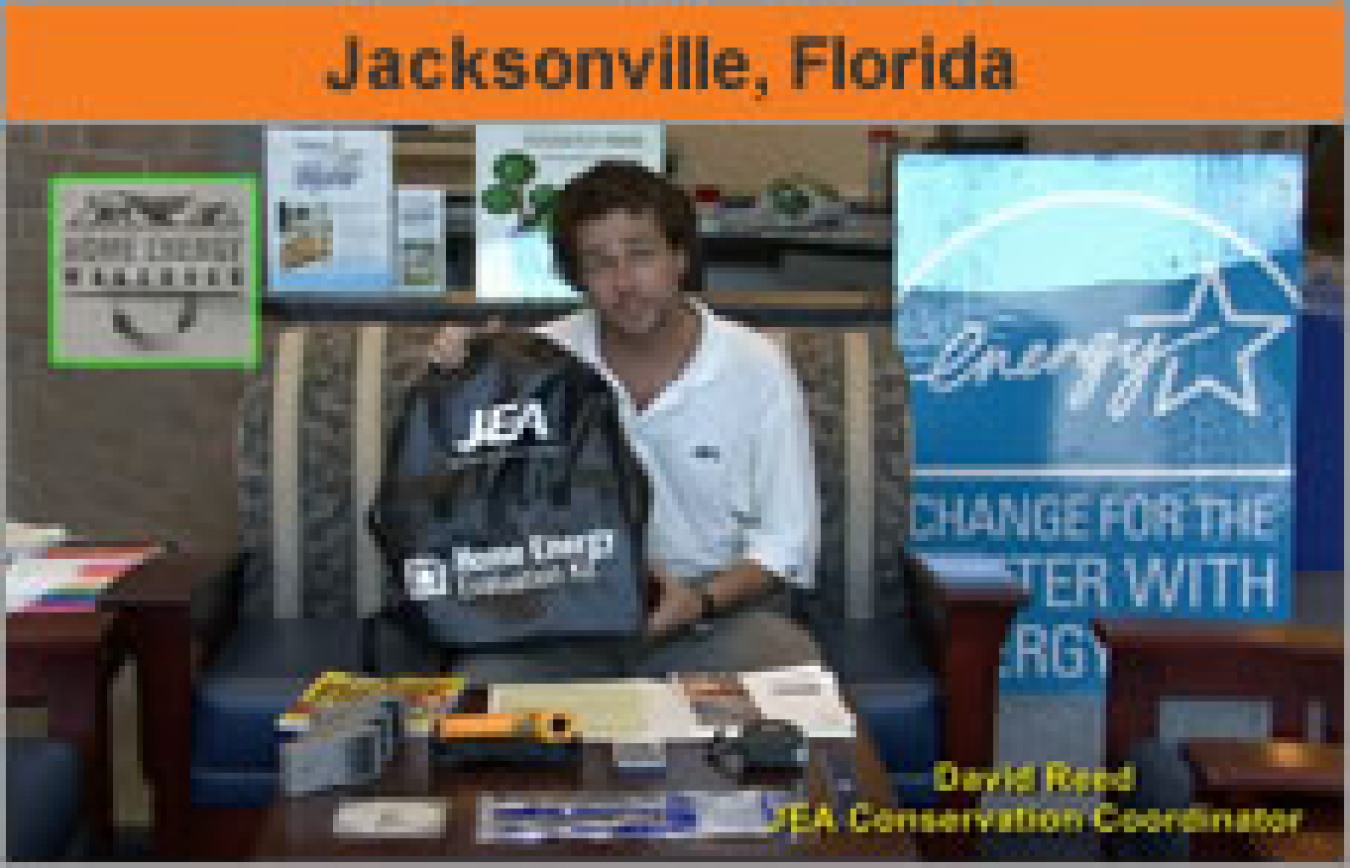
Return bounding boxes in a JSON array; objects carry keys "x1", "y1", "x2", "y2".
[{"x1": 694, "y1": 586, "x2": 718, "y2": 621}]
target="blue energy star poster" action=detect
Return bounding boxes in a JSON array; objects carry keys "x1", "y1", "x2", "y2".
[{"x1": 894, "y1": 155, "x2": 1303, "y2": 692}]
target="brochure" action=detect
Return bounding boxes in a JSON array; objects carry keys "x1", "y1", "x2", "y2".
[
  {"x1": 672, "y1": 671, "x2": 763, "y2": 736},
  {"x1": 266, "y1": 128, "x2": 395, "y2": 292},
  {"x1": 477, "y1": 790, "x2": 794, "y2": 842},
  {"x1": 739, "y1": 664, "x2": 856, "y2": 739}
]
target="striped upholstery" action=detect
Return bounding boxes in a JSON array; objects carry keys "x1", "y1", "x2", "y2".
[
  {"x1": 236, "y1": 324, "x2": 445, "y2": 620},
  {"x1": 765, "y1": 327, "x2": 914, "y2": 621},
  {"x1": 235, "y1": 323, "x2": 912, "y2": 623}
]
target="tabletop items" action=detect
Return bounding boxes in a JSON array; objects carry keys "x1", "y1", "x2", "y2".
[
  {"x1": 477, "y1": 789, "x2": 797, "y2": 842},
  {"x1": 334, "y1": 797, "x2": 449, "y2": 838},
  {"x1": 707, "y1": 719, "x2": 811, "y2": 776},
  {"x1": 278, "y1": 672, "x2": 468, "y2": 795},
  {"x1": 434, "y1": 710, "x2": 581, "y2": 767},
  {"x1": 275, "y1": 664, "x2": 855, "y2": 798},
  {"x1": 277, "y1": 671, "x2": 466, "y2": 735},
  {"x1": 258, "y1": 661, "x2": 901, "y2": 858},
  {"x1": 489, "y1": 664, "x2": 856, "y2": 743},
  {"x1": 331, "y1": 790, "x2": 798, "y2": 842}
]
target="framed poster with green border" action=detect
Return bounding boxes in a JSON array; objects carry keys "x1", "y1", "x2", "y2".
[{"x1": 48, "y1": 173, "x2": 259, "y2": 368}]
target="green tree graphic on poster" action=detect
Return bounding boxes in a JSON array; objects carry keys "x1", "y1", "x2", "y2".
[{"x1": 481, "y1": 152, "x2": 559, "y2": 234}]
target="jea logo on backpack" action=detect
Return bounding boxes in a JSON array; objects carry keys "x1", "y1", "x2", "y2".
[{"x1": 455, "y1": 401, "x2": 552, "y2": 453}]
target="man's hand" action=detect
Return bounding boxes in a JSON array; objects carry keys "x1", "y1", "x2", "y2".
[
  {"x1": 426, "y1": 319, "x2": 505, "y2": 369},
  {"x1": 645, "y1": 566, "x2": 705, "y2": 639},
  {"x1": 645, "y1": 560, "x2": 779, "y2": 639}
]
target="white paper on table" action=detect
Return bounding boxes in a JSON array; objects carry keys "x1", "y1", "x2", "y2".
[
  {"x1": 4, "y1": 523, "x2": 68, "y2": 567},
  {"x1": 738, "y1": 664, "x2": 856, "y2": 739},
  {"x1": 632, "y1": 679, "x2": 705, "y2": 743},
  {"x1": 693, "y1": 790, "x2": 798, "y2": 836},
  {"x1": 4, "y1": 522, "x2": 68, "y2": 549},
  {"x1": 334, "y1": 798, "x2": 447, "y2": 837},
  {"x1": 5, "y1": 557, "x2": 82, "y2": 612},
  {"x1": 489, "y1": 679, "x2": 702, "y2": 743}
]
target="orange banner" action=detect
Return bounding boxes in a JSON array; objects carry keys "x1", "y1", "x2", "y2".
[{"x1": 6, "y1": 5, "x2": 1343, "y2": 120}]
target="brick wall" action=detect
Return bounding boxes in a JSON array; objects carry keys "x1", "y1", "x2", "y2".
[{"x1": 6, "y1": 124, "x2": 265, "y2": 551}]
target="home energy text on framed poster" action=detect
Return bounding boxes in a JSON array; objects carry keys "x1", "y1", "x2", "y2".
[
  {"x1": 475, "y1": 125, "x2": 664, "y2": 300},
  {"x1": 894, "y1": 154, "x2": 1303, "y2": 693},
  {"x1": 266, "y1": 128, "x2": 394, "y2": 292}
]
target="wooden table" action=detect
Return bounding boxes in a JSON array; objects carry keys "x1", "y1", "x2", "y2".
[
  {"x1": 253, "y1": 693, "x2": 917, "y2": 861},
  {"x1": 1185, "y1": 739, "x2": 1344, "y2": 862},
  {"x1": 1186, "y1": 739, "x2": 1344, "y2": 798},
  {"x1": 1094, "y1": 617, "x2": 1344, "y2": 863},
  {"x1": 1093, "y1": 619, "x2": 1344, "y2": 765},
  {"x1": 6, "y1": 541, "x2": 214, "y2": 860},
  {"x1": 6, "y1": 609, "x2": 134, "y2": 856},
  {"x1": 100, "y1": 548, "x2": 230, "y2": 859}
]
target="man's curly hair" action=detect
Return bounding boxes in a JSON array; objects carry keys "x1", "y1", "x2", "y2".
[{"x1": 550, "y1": 160, "x2": 704, "y2": 295}]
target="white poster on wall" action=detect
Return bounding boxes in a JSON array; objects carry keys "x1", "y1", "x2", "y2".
[
  {"x1": 396, "y1": 186, "x2": 446, "y2": 292},
  {"x1": 266, "y1": 128, "x2": 394, "y2": 292},
  {"x1": 475, "y1": 125, "x2": 664, "y2": 300}
]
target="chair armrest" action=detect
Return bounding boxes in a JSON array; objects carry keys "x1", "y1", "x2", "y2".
[
  {"x1": 903, "y1": 551, "x2": 1028, "y2": 769},
  {"x1": 101, "y1": 548, "x2": 249, "y2": 671},
  {"x1": 98, "y1": 546, "x2": 243, "y2": 859},
  {"x1": 896, "y1": 551, "x2": 1028, "y2": 861},
  {"x1": 1093, "y1": 618, "x2": 1343, "y2": 658}
]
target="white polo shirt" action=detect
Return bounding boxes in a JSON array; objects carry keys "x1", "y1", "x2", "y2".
[{"x1": 535, "y1": 299, "x2": 820, "y2": 590}]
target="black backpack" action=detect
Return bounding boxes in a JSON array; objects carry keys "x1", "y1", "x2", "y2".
[{"x1": 368, "y1": 329, "x2": 652, "y2": 649}]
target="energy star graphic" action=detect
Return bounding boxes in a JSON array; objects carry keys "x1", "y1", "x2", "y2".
[{"x1": 1129, "y1": 265, "x2": 1291, "y2": 419}]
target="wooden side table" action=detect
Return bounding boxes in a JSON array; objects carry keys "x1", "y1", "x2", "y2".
[
  {"x1": 6, "y1": 609, "x2": 134, "y2": 856},
  {"x1": 100, "y1": 548, "x2": 236, "y2": 860},
  {"x1": 6, "y1": 541, "x2": 220, "y2": 860},
  {"x1": 1186, "y1": 739, "x2": 1343, "y2": 797},
  {"x1": 1184, "y1": 739, "x2": 1343, "y2": 861},
  {"x1": 1095, "y1": 618, "x2": 1345, "y2": 862}
]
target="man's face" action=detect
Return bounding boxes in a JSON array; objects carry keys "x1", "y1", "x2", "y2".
[{"x1": 575, "y1": 208, "x2": 688, "y2": 338}]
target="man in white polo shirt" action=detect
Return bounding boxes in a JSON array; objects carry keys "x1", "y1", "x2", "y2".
[{"x1": 430, "y1": 160, "x2": 821, "y2": 681}]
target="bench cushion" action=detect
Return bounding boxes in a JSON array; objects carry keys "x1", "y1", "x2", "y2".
[
  {"x1": 1101, "y1": 739, "x2": 1193, "y2": 860},
  {"x1": 191, "y1": 618, "x2": 366, "y2": 807},
  {"x1": 6, "y1": 736, "x2": 83, "y2": 861},
  {"x1": 804, "y1": 602, "x2": 940, "y2": 805}
]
